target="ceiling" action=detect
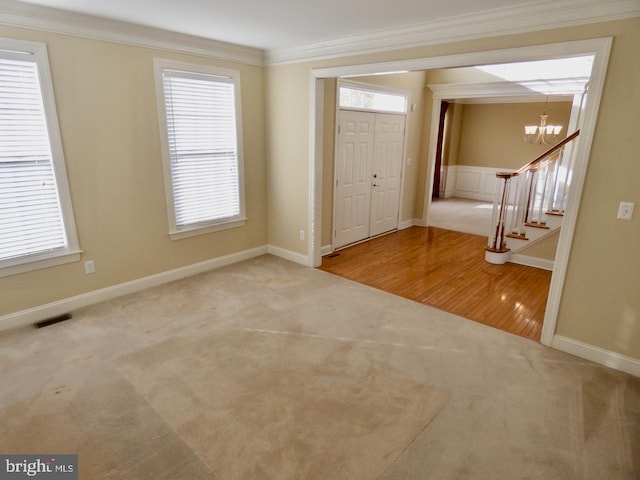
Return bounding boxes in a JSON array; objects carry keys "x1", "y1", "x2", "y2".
[{"x1": 12, "y1": 0, "x2": 582, "y2": 51}]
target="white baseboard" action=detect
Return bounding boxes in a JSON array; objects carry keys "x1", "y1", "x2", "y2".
[
  {"x1": 267, "y1": 244, "x2": 312, "y2": 267},
  {"x1": 552, "y1": 335, "x2": 640, "y2": 378},
  {"x1": 321, "y1": 244, "x2": 333, "y2": 256},
  {"x1": 0, "y1": 245, "x2": 268, "y2": 333},
  {"x1": 509, "y1": 254, "x2": 554, "y2": 271}
]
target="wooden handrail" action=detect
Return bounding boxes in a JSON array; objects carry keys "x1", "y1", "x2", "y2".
[
  {"x1": 496, "y1": 130, "x2": 580, "y2": 178},
  {"x1": 516, "y1": 129, "x2": 580, "y2": 175}
]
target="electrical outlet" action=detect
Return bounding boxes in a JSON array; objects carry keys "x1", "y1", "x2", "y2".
[
  {"x1": 617, "y1": 202, "x2": 635, "y2": 220},
  {"x1": 299, "y1": 230, "x2": 305, "y2": 241},
  {"x1": 84, "y1": 260, "x2": 95, "y2": 274}
]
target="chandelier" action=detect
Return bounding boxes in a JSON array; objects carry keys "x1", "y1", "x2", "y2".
[{"x1": 524, "y1": 99, "x2": 562, "y2": 145}]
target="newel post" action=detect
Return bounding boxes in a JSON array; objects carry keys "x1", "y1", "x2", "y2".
[{"x1": 485, "y1": 172, "x2": 513, "y2": 264}]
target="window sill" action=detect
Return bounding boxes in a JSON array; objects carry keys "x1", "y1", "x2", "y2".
[
  {"x1": 0, "y1": 249, "x2": 83, "y2": 278},
  {"x1": 169, "y1": 218, "x2": 247, "y2": 240}
]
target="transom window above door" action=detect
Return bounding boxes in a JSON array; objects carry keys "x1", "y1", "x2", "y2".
[{"x1": 339, "y1": 84, "x2": 407, "y2": 114}]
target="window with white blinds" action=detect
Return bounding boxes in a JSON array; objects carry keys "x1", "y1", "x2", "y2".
[
  {"x1": 154, "y1": 60, "x2": 246, "y2": 239},
  {"x1": 0, "y1": 39, "x2": 80, "y2": 277}
]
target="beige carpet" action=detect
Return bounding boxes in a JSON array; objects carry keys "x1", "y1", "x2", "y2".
[
  {"x1": 117, "y1": 329, "x2": 447, "y2": 479},
  {"x1": 0, "y1": 255, "x2": 638, "y2": 479},
  {"x1": 429, "y1": 197, "x2": 495, "y2": 236}
]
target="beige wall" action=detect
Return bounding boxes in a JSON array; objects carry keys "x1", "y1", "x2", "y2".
[
  {"x1": 414, "y1": 89, "x2": 434, "y2": 219},
  {"x1": 265, "y1": 62, "x2": 309, "y2": 253},
  {"x1": 265, "y1": 17, "x2": 640, "y2": 360},
  {"x1": 319, "y1": 72, "x2": 427, "y2": 246},
  {"x1": 0, "y1": 26, "x2": 268, "y2": 316},
  {"x1": 517, "y1": 230, "x2": 560, "y2": 261},
  {"x1": 455, "y1": 102, "x2": 572, "y2": 170}
]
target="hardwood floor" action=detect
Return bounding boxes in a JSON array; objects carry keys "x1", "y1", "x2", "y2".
[{"x1": 318, "y1": 227, "x2": 552, "y2": 341}]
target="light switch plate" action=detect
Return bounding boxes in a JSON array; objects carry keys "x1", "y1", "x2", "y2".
[
  {"x1": 84, "y1": 260, "x2": 95, "y2": 274},
  {"x1": 617, "y1": 202, "x2": 634, "y2": 220}
]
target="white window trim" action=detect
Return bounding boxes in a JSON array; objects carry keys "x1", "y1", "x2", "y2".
[
  {"x1": 153, "y1": 58, "x2": 247, "y2": 240},
  {"x1": 0, "y1": 37, "x2": 81, "y2": 278}
]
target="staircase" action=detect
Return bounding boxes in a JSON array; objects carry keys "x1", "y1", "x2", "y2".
[{"x1": 485, "y1": 130, "x2": 580, "y2": 265}]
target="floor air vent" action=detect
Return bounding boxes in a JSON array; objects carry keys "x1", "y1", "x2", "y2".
[{"x1": 34, "y1": 313, "x2": 72, "y2": 329}]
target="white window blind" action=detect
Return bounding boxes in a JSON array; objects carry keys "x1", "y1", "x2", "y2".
[
  {"x1": 0, "y1": 50, "x2": 68, "y2": 264},
  {"x1": 160, "y1": 67, "x2": 242, "y2": 231}
]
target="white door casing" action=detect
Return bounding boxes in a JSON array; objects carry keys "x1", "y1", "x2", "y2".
[
  {"x1": 370, "y1": 113, "x2": 405, "y2": 236},
  {"x1": 333, "y1": 110, "x2": 375, "y2": 248}
]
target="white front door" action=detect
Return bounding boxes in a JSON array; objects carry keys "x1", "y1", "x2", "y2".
[
  {"x1": 334, "y1": 110, "x2": 405, "y2": 249},
  {"x1": 334, "y1": 110, "x2": 375, "y2": 248},
  {"x1": 370, "y1": 114, "x2": 405, "y2": 237}
]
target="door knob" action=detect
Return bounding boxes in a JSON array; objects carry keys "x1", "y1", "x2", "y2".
[{"x1": 372, "y1": 182, "x2": 379, "y2": 187}]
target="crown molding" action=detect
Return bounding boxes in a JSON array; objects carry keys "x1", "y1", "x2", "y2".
[
  {"x1": 0, "y1": 0, "x2": 265, "y2": 67},
  {"x1": 452, "y1": 95, "x2": 573, "y2": 104},
  {"x1": 265, "y1": 0, "x2": 639, "y2": 65},
  {"x1": 428, "y1": 78, "x2": 588, "y2": 99}
]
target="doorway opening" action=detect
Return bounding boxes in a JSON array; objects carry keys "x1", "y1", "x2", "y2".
[
  {"x1": 310, "y1": 38, "x2": 612, "y2": 345},
  {"x1": 332, "y1": 81, "x2": 409, "y2": 250}
]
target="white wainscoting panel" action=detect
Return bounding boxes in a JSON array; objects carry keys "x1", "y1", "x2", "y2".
[
  {"x1": 444, "y1": 165, "x2": 519, "y2": 202},
  {"x1": 452, "y1": 166, "x2": 507, "y2": 201},
  {"x1": 441, "y1": 165, "x2": 457, "y2": 198},
  {"x1": 455, "y1": 169, "x2": 483, "y2": 195}
]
